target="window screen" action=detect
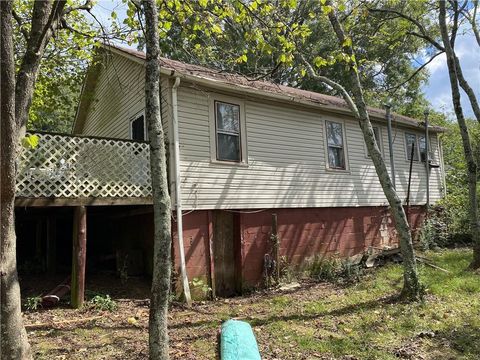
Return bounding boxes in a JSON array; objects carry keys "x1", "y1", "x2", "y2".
[
  {"x1": 215, "y1": 101, "x2": 241, "y2": 162},
  {"x1": 326, "y1": 120, "x2": 346, "y2": 169}
]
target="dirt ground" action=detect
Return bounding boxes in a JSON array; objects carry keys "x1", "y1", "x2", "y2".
[
  {"x1": 23, "y1": 274, "x2": 345, "y2": 359},
  {"x1": 22, "y1": 250, "x2": 480, "y2": 359}
]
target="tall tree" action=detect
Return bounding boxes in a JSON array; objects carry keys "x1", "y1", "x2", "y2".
[
  {"x1": 1, "y1": 1, "x2": 32, "y2": 358},
  {"x1": 370, "y1": 0, "x2": 480, "y2": 269},
  {"x1": 1, "y1": 1, "x2": 98, "y2": 357},
  {"x1": 438, "y1": 1, "x2": 480, "y2": 268},
  {"x1": 305, "y1": 1, "x2": 423, "y2": 299},
  {"x1": 142, "y1": 0, "x2": 173, "y2": 358}
]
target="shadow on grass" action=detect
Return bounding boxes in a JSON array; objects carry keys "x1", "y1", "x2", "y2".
[
  {"x1": 169, "y1": 294, "x2": 400, "y2": 330},
  {"x1": 433, "y1": 324, "x2": 480, "y2": 357}
]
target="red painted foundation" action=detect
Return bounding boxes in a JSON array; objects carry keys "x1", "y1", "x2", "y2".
[{"x1": 170, "y1": 206, "x2": 426, "y2": 294}]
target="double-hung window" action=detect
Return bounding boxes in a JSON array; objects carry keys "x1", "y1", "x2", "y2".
[
  {"x1": 215, "y1": 101, "x2": 242, "y2": 162},
  {"x1": 405, "y1": 133, "x2": 419, "y2": 161},
  {"x1": 325, "y1": 120, "x2": 346, "y2": 170}
]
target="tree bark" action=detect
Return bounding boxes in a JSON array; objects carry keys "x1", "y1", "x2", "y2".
[
  {"x1": 439, "y1": 1, "x2": 480, "y2": 269},
  {"x1": 143, "y1": 0, "x2": 172, "y2": 359},
  {"x1": 0, "y1": 1, "x2": 33, "y2": 358},
  {"x1": 326, "y1": 3, "x2": 423, "y2": 299}
]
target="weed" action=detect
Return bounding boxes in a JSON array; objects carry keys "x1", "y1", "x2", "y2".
[
  {"x1": 88, "y1": 294, "x2": 117, "y2": 312},
  {"x1": 307, "y1": 254, "x2": 363, "y2": 284},
  {"x1": 24, "y1": 295, "x2": 42, "y2": 311},
  {"x1": 191, "y1": 277, "x2": 212, "y2": 299}
]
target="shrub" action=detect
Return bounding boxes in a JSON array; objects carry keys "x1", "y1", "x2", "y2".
[{"x1": 419, "y1": 205, "x2": 461, "y2": 250}]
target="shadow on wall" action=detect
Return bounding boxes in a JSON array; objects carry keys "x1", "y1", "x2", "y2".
[{"x1": 239, "y1": 206, "x2": 426, "y2": 286}]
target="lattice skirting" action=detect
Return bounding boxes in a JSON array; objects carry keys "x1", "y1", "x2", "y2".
[{"x1": 16, "y1": 132, "x2": 152, "y2": 198}]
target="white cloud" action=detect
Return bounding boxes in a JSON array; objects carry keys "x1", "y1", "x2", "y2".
[{"x1": 423, "y1": 32, "x2": 480, "y2": 119}]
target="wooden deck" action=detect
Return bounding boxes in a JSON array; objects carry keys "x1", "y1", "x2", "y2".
[{"x1": 15, "y1": 131, "x2": 152, "y2": 206}]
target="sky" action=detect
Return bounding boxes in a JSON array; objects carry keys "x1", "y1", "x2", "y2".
[
  {"x1": 422, "y1": 33, "x2": 480, "y2": 119},
  {"x1": 91, "y1": 1, "x2": 480, "y2": 119}
]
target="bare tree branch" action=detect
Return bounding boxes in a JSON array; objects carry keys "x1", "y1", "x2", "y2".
[
  {"x1": 386, "y1": 51, "x2": 444, "y2": 92},
  {"x1": 301, "y1": 54, "x2": 360, "y2": 118}
]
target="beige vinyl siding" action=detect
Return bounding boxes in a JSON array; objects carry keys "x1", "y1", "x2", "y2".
[
  {"x1": 176, "y1": 85, "x2": 444, "y2": 210},
  {"x1": 77, "y1": 54, "x2": 444, "y2": 210},
  {"x1": 80, "y1": 53, "x2": 171, "y2": 140}
]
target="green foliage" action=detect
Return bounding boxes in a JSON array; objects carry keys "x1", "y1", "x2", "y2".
[
  {"x1": 191, "y1": 277, "x2": 212, "y2": 298},
  {"x1": 418, "y1": 208, "x2": 450, "y2": 250},
  {"x1": 114, "y1": 0, "x2": 430, "y2": 116},
  {"x1": 24, "y1": 296, "x2": 42, "y2": 312},
  {"x1": 435, "y1": 118, "x2": 480, "y2": 241},
  {"x1": 13, "y1": 1, "x2": 96, "y2": 133},
  {"x1": 21, "y1": 134, "x2": 39, "y2": 149},
  {"x1": 307, "y1": 255, "x2": 363, "y2": 284},
  {"x1": 88, "y1": 294, "x2": 117, "y2": 312}
]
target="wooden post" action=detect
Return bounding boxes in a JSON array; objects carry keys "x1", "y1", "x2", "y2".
[
  {"x1": 71, "y1": 206, "x2": 87, "y2": 309},
  {"x1": 272, "y1": 213, "x2": 279, "y2": 283},
  {"x1": 207, "y1": 210, "x2": 216, "y2": 299},
  {"x1": 46, "y1": 215, "x2": 57, "y2": 275}
]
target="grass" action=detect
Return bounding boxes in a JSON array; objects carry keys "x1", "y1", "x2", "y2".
[{"x1": 27, "y1": 248, "x2": 480, "y2": 359}]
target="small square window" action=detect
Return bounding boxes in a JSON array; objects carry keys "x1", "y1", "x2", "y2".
[
  {"x1": 405, "y1": 133, "x2": 419, "y2": 161},
  {"x1": 326, "y1": 120, "x2": 346, "y2": 170},
  {"x1": 215, "y1": 101, "x2": 241, "y2": 162}
]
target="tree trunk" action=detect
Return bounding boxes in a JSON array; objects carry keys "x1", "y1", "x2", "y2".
[
  {"x1": 439, "y1": 1, "x2": 480, "y2": 269},
  {"x1": 326, "y1": 4, "x2": 422, "y2": 299},
  {"x1": 0, "y1": 1, "x2": 33, "y2": 358},
  {"x1": 15, "y1": 0, "x2": 66, "y2": 136},
  {"x1": 143, "y1": 0, "x2": 172, "y2": 359}
]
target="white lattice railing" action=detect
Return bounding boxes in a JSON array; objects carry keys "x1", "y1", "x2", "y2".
[{"x1": 16, "y1": 132, "x2": 152, "y2": 198}]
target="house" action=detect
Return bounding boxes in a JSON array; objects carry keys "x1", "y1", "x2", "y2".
[{"x1": 16, "y1": 44, "x2": 446, "y2": 300}]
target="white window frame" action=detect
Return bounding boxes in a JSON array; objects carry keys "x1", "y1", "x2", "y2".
[
  {"x1": 404, "y1": 132, "x2": 419, "y2": 162},
  {"x1": 324, "y1": 119, "x2": 349, "y2": 171},
  {"x1": 364, "y1": 125, "x2": 383, "y2": 158},
  {"x1": 129, "y1": 110, "x2": 147, "y2": 141},
  {"x1": 209, "y1": 94, "x2": 248, "y2": 165}
]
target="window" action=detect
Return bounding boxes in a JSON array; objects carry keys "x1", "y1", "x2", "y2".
[
  {"x1": 326, "y1": 120, "x2": 346, "y2": 169},
  {"x1": 366, "y1": 126, "x2": 382, "y2": 157},
  {"x1": 215, "y1": 101, "x2": 241, "y2": 162},
  {"x1": 130, "y1": 113, "x2": 146, "y2": 141},
  {"x1": 405, "y1": 133, "x2": 419, "y2": 161},
  {"x1": 418, "y1": 135, "x2": 428, "y2": 162}
]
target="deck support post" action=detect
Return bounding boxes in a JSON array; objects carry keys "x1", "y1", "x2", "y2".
[
  {"x1": 207, "y1": 210, "x2": 216, "y2": 299},
  {"x1": 71, "y1": 206, "x2": 87, "y2": 309}
]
